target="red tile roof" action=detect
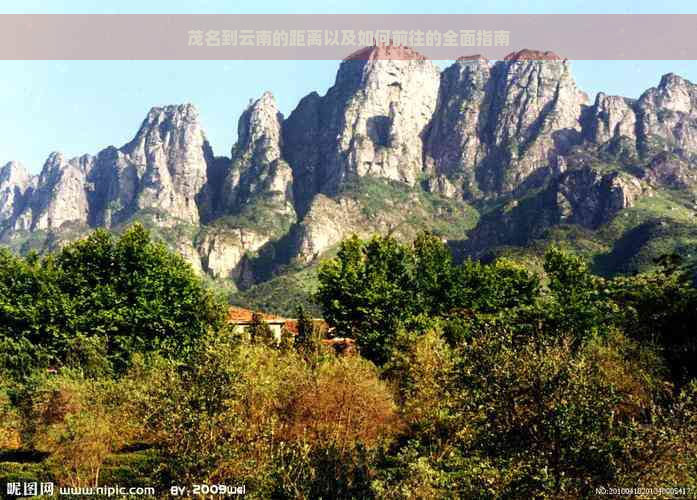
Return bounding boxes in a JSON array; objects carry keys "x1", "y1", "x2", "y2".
[{"x1": 227, "y1": 306, "x2": 285, "y2": 323}]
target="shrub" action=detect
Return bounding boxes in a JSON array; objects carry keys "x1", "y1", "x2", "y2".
[
  {"x1": 21, "y1": 370, "x2": 134, "y2": 487},
  {"x1": 0, "y1": 385, "x2": 21, "y2": 450},
  {"x1": 131, "y1": 332, "x2": 398, "y2": 496},
  {"x1": 285, "y1": 355, "x2": 399, "y2": 452}
]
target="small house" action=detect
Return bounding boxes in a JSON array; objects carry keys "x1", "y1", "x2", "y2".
[{"x1": 227, "y1": 306, "x2": 288, "y2": 342}]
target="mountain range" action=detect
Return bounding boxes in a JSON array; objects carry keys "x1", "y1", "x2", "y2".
[{"x1": 2, "y1": 45, "x2": 697, "y2": 312}]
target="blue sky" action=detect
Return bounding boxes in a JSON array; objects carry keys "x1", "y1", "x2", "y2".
[{"x1": 2, "y1": 0, "x2": 697, "y2": 173}]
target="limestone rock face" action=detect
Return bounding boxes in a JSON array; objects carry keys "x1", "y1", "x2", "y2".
[
  {"x1": 292, "y1": 194, "x2": 365, "y2": 263},
  {"x1": 86, "y1": 104, "x2": 213, "y2": 229},
  {"x1": 281, "y1": 91, "x2": 323, "y2": 214},
  {"x1": 424, "y1": 56, "x2": 490, "y2": 199},
  {"x1": 0, "y1": 104, "x2": 213, "y2": 258},
  {"x1": 174, "y1": 239, "x2": 204, "y2": 275},
  {"x1": 118, "y1": 104, "x2": 212, "y2": 224},
  {"x1": 0, "y1": 161, "x2": 34, "y2": 227},
  {"x1": 641, "y1": 152, "x2": 697, "y2": 189},
  {"x1": 284, "y1": 45, "x2": 440, "y2": 213},
  {"x1": 583, "y1": 74, "x2": 697, "y2": 163},
  {"x1": 557, "y1": 166, "x2": 645, "y2": 228},
  {"x1": 197, "y1": 227, "x2": 269, "y2": 281},
  {"x1": 586, "y1": 92, "x2": 637, "y2": 144},
  {"x1": 483, "y1": 50, "x2": 588, "y2": 193},
  {"x1": 86, "y1": 146, "x2": 141, "y2": 228},
  {"x1": 465, "y1": 164, "x2": 647, "y2": 256},
  {"x1": 425, "y1": 50, "x2": 587, "y2": 199},
  {"x1": 24, "y1": 152, "x2": 92, "y2": 231},
  {"x1": 222, "y1": 92, "x2": 294, "y2": 219},
  {"x1": 636, "y1": 73, "x2": 697, "y2": 156},
  {"x1": 6, "y1": 53, "x2": 697, "y2": 288}
]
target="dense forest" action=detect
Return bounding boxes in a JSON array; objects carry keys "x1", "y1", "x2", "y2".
[{"x1": 1, "y1": 225, "x2": 695, "y2": 498}]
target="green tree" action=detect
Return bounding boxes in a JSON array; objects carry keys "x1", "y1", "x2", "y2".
[
  {"x1": 607, "y1": 265, "x2": 697, "y2": 385},
  {"x1": 411, "y1": 232, "x2": 457, "y2": 315},
  {"x1": 542, "y1": 247, "x2": 611, "y2": 344},
  {"x1": 316, "y1": 235, "x2": 414, "y2": 364},
  {"x1": 316, "y1": 233, "x2": 540, "y2": 365},
  {"x1": 294, "y1": 305, "x2": 324, "y2": 364},
  {"x1": 0, "y1": 224, "x2": 225, "y2": 375},
  {"x1": 452, "y1": 258, "x2": 540, "y2": 314},
  {"x1": 0, "y1": 249, "x2": 68, "y2": 375},
  {"x1": 54, "y1": 225, "x2": 224, "y2": 365}
]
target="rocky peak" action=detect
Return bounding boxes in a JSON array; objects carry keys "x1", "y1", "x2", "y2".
[
  {"x1": 480, "y1": 50, "x2": 587, "y2": 192},
  {"x1": 283, "y1": 44, "x2": 440, "y2": 213},
  {"x1": 424, "y1": 55, "x2": 492, "y2": 198},
  {"x1": 457, "y1": 54, "x2": 489, "y2": 63},
  {"x1": 636, "y1": 74, "x2": 697, "y2": 157},
  {"x1": 344, "y1": 43, "x2": 429, "y2": 62},
  {"x1": 221, "y1": 92, "x2": 294, "y2": 219},
  {"x1": 7, "y1": 53, "x2": 697, "y2": 286},
  {"x1": 126, "y1": 103, "x2": 210, "y2": 162},
  {"x1": 38, "y1": 151, "x2": 66, "y2": 178},
  {"x1": 120, "y1": 103, "x2": 212, "y2": 224},
  {"x1": 425, "y1": 49, "x2": 587, "y2": 198},
  {"x1": 131, "y1": 103, "x2": 201, "y2": 142},
  {"x1": 654, "y1": 73, "x2": 696, "y2": 112},
  {"x1": 26, "y1": 152, "x2": 91, "y2": 231},
  {"x1": 235, "y1": 91, "x2": 283, "y2": 164},
  {"x1": 0, "y1": 161, "x2": 34, "y2": 226},
  {"x1": 504, "y1": 49, "x2": 562, "y2": 61},
  {"x1": 0, "y1": 161, "x2": 32, "y2": 189},
  {"x1": 585, "y1": 92, "x2": 637, "y2": 144}
]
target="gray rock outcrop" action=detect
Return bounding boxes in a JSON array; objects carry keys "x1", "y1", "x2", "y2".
[
  {"x1": 426, "y1": 49, "x2": 588, "y2": 199},
  {"x1": 197, "y1": 227, "x2": 270, "y2": 281},
  {"x1": 3, "y1": 104, "x2": 213, "y2": 236},
  {"x1": 22, "y1": 152, "x2": 91, "y2": 231},
  {"x1": 424, "y1": 56, "x2": 491, "y2": 199},
  {"x1": 284, "y1": 44, "x2": 440, "y2": 213},
  {"x1": 484, "y1": 50, "x2": 588, "y2": 193},
  {"x1": 222, "y1": 92, "x2": 294, "y2": 221},
  {"x1": 0, "y1": 161, "x2": 34, "y2": 228},
  {"x1": 556, "y1": 166, "x2": 645, "y2": 228},
  {"x1": 585, "y1": 92, "x2": 637, "y2": 144},
  {"x1": 292, "y1": 194, "x2": 365, "y2": 263},
  {"x1": 636, "y1": 73, "x2": 697, "y2": 157},
  {"x1": 3, "y1": 48, "x2": 697, "y2": 284},
  {"x1": 112, "y1": 103, "x2": 212, "y2": 225}
]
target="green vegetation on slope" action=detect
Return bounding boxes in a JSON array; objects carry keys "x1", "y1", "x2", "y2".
[
  {"x1": 339, "y1": 176, "x2": 480, "y2": 239},
  {"x1": 230, "y1": 177, "x2": 481, "y2": 314},
  {"x1": 468, "y1": 177, "x2": 697, "y2": 278},
  {"x1": 230, "y1": 262, "x2": 323, "y2": 317},
  {"x1": 210, "y1": 193, "x2": 295, "y2": 239}
]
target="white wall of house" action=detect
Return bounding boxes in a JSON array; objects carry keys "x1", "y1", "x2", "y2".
[{"x1": 231, "y1": 322, "x2": 284, "y2": 342}]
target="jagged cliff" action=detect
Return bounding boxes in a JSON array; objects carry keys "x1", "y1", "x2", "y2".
[
  {"x1": 0, "y1": 161, "x2": 35, "y2": 229},
  {"x1": 425, "y1": 50, "x2": 587, "y2": 198},
  {"x1": 221, "y1": 92, "x2": 294, "y2": 219},
  {"x1": 283, "y1": 45, "x2": 440, "y2": 214},
  {"x1": 3, "y1": 46, "x2": 697, "y2": 299}
]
